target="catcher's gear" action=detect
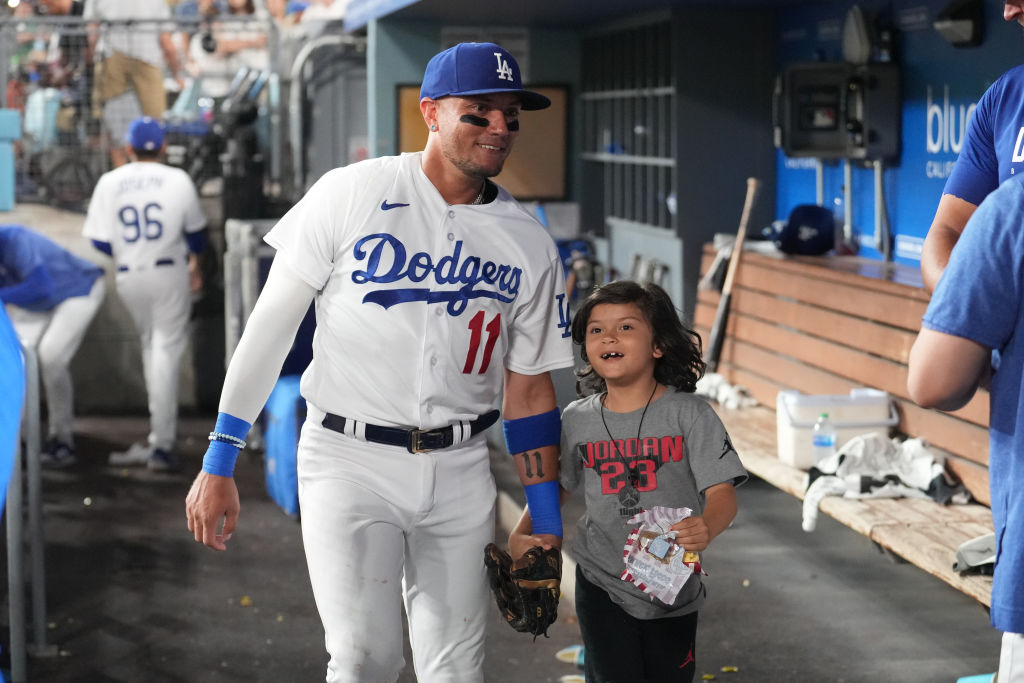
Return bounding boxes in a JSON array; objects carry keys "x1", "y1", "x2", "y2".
[{"x1": 483, "y1": 543, "x2": 561, "y2": 638}]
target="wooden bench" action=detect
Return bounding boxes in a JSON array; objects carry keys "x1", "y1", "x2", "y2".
[{"x1": 693, "y1": 243, "x2": 994, "y2": 606}]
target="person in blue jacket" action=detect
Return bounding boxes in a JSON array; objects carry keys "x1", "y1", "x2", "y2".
[{"x1": 0, "y1": 224, "x2": 105, "y2": 468}]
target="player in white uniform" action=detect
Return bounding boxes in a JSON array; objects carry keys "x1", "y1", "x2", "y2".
[
  {"x1": 185, "y1": 42, "x2": 574, "y2": 682},
  {"x1": 84, "y1": 116, "x2": 208, "y2": 472}
]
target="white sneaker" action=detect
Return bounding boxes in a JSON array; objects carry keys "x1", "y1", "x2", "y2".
[{"x1": 108, "y1": 442, "x2": 151, "y2": 466}]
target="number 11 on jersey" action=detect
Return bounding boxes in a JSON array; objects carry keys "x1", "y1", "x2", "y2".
[{"x1": 463, "y1": 311, "x2": 501, "y2": 374}]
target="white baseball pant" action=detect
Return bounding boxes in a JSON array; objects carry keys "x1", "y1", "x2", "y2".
[
  {"x1": 5, "y1": 276, "x2": 106, "y2": 445},
  {"x1": 1001, "y1": 632, "x2": 1024, "y2": 682},
  {"x1": 298, "y1": 404, "x2": 496, "y2": 683},
  {"x1": 115, "y1": 263, "x2": 191, "y2": 452}
]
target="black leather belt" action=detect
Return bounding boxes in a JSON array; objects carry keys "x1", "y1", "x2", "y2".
[{"x1": 321, "y1": 409, "x2": 500, "y2": 453}]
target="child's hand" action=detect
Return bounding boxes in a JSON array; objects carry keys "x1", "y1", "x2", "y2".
[
  {"x1": 669, "y1": 516, "x2": 711, "y2": 552},
  {"x1": 509, "y1": 531, "x2": 561, "y2": 559}
]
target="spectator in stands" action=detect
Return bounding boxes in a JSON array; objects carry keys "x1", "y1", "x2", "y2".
[
  {"x1": 266, "y1": 0, "x2": 307, "y2": 25},
  {"x1": 218, "y1": 0, "x2": 268, "y2": 72},
  {"x1": 185, "y1": 0, "x2": 235, "y2": 98},
  {"x1": 0, "y1": 224, "x2": 106, "y2": 469},
  {"x1": 84, "y1": 0, "x2": 185, "y2": 167},
  {"x1": 185, "y1": 0, "x2": 266, "y2": 97},
  {"x1": 176, "y1": 0, "x2": 227, "y2": 73},
  {"x1": 39, "y1": 0, "x2": 94, "y2": 143}
]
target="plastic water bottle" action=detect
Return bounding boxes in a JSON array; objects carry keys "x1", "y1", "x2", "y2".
[{"x1": 812, "y1": 412, "x2": 837, "y2": 466}]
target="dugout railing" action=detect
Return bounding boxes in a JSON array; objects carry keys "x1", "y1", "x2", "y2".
[{"x1": 7, "y1": 342, "x2": 55, "y2": 683}]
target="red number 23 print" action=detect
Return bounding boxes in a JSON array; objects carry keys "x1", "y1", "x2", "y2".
[
  {"x1": 464, "y1": 311, "x2": 501, "y2": 374},
  {"x1": 599, "y1": 459, "x2": 657, "y2": 493}
]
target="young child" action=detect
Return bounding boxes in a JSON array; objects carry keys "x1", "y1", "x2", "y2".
[{"x1": 510, "y1": 280, "x2": 747, "y2": 683}]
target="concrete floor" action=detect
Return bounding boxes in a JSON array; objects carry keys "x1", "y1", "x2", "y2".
[{"x1": 0, "y1": 410, "x2": 999, "y2": 683}]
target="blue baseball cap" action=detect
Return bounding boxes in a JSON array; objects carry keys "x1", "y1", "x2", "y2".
[
  {"x1": 126, "y1": 116, "x2": 164, "y2": 151},
  {"x1": 420, "y1": 42, "x2": 550, "y2": 111}
]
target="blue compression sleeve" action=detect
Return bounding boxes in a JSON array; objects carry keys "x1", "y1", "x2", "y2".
[
  {"x1": 202, "y1": 412, "x2": 252, "y2": 477},
  {"x1": 185, "y1": 228, "x2": 208, "y2": 254},
  {"x1": 503, "y1": 407, "x2": 561, "y2": 454},
  {"x1": 525, "y1": 480, "x2": 562, "y2": 537},
  {"x1": 90, "y1": 240, "x2": 112, "y2": 256}
]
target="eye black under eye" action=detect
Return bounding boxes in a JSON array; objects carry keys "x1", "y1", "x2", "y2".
[{"x1": 460, "y1": 114, "x2": 489, "y2": 127}]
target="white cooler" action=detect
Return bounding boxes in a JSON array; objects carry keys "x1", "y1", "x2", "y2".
[{"x1": 776, "y1": 388, "x2": 898, "y2": 470}]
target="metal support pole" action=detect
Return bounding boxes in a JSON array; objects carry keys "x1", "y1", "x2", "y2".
[
  {"x1": 6, "y1": 445, "x2": 25, "y2": 683},
  {"x1": 815, "y1": 159, "x2": 824, "y2": 207},
  {"x1": 843, "y1": 159, "x2": 853, "y2": 245},
  {"x1": 22, "y1": 345, "x2": 54, "y2": 658},
  {"x1": 6, "y1": 348, "x2": 28, "y2": 683}
]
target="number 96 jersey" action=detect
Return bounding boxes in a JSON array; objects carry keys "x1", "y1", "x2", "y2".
[
  {"x1": 83, "y1": 162, "x2": 206, "y2": 266},
  {"x1": 265, "y1": 152, "x2": 575, "y2": 429}
]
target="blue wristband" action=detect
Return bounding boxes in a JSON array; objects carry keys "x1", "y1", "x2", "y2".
[
  {"x1": 525, "y1": 480, "x2": 562, "y2": 537},
  {"x1": 202, "y1": 412, "x2": 252, "y2": 477},
  {"x1": 503, "y1": 407, "x2": 561, "y2": 454}
]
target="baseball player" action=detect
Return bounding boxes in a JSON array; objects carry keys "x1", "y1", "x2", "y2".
[
  {"x1": 185, "y1": 42, "x2": 574, "y2": 682},
  {"x1": 0, "y1": 224, "x2": 106, "y2": 468},
  {"x1": 83, "y1": 116, "x2": 208, "y2": 472}
]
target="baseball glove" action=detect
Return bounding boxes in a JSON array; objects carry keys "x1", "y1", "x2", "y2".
[{"x1": 483, "y1": 543, "x2": 561, "y2": 639}]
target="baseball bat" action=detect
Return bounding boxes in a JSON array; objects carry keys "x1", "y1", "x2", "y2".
[{"x1": 704, "y1": 177, "x2": 760, "y2": 373}]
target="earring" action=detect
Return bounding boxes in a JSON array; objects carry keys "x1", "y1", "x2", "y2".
[{"x1": 430, "y1": 124, "x2": 438, "y2": 131}]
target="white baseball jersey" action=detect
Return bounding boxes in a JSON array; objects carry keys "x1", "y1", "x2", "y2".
[
  {"x1": 265, "y1": 151, "x2": 574, "y2": 429},
  {"x1": 83, "y1": 160, "x2": 205, "y2": 452},
  {"x1": 83, "y1": 161, "x2": 206, "y2": 266}
]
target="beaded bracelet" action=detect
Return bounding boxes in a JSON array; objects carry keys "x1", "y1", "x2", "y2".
[
  {"x1": 202, "y1": 412, "x2": 252, "y2": 477},
  {"x1": 209, "y1": 431, "x2": 246, "y2": 450}
]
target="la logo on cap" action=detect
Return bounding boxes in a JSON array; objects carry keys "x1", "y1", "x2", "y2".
[{"x1": 494, "y1": 52, "x2": 514, "y2": 82}]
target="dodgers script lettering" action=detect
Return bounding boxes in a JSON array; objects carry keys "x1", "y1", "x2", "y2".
[{"x1": 352, "y1": 233, "x2": 523, "y2": 315}]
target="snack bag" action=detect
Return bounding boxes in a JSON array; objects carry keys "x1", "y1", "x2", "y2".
[{"x1": 620, "y1": 506, "x2": 703, "y2": 604}]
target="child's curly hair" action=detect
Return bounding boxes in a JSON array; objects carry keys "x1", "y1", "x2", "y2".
[{"x1": 571, "y1": 280, "x2": 705, "y2": 397}]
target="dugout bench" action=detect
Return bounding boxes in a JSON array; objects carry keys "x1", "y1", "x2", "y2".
[{"x1": 694, "y1": 243, "x2": 994, "y2": 606}]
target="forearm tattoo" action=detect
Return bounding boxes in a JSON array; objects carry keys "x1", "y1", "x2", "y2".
[{"x1": 519, "y1": 450, "x2": 545, "y2": 479}]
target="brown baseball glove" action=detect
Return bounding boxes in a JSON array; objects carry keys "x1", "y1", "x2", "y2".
[{"x1": 483, "y1": 543, "x2": 562, "y2": 639}]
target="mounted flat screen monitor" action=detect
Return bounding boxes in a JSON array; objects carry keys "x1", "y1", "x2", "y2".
[{"x1": 396, "y1": 84, "x2": 568, "y2": 200}]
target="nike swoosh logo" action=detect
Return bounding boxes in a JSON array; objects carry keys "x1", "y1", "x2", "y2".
[{"x1": 381, "y1": 200, "x2": 410, "y2": 211}]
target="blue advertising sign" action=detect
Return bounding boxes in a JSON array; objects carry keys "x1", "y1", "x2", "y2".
[{"x1": 775, "y1": 0, "x2": 1023, "y2": 265}]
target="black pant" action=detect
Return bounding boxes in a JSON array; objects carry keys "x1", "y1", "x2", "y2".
[{"x1": 575, "y1": 564, "x2": 698, "y2": 683}]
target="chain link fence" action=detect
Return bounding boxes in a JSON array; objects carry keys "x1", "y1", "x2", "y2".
[{"x1": 1, "y1": 10, "x2": 363, "y2": 213}]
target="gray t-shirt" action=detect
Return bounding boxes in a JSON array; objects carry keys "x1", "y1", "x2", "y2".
[{"x1": 560, "y1": 389, "x2": 747, "y2": 620}]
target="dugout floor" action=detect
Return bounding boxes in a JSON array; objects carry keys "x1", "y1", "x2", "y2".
[{"x1": 0, "y1": 410, "x2": 1002, "y2": 683}]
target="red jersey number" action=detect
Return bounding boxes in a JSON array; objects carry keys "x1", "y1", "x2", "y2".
[{"x1": 464, "y1": 311, "x2": 501, "y2": 374}]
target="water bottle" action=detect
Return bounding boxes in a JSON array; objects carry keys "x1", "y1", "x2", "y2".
[{"x1": 812, "y1": 412, "x2": 837, "y2": 466}]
